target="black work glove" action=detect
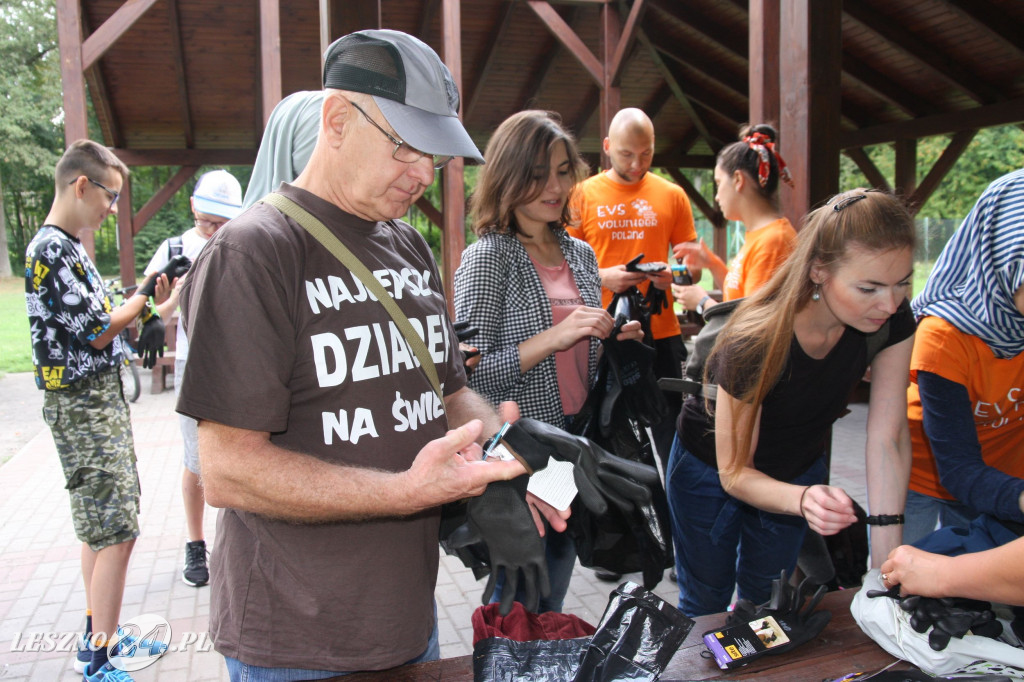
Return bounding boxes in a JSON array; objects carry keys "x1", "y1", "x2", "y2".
[
  {"x1": 726, "y1": 571, "x2": 832, "y2": 656},
  {"x1": 137, "y1": 254, "x2": 192, "y2": 298},
  {"x1": 505, "y1": 418, "x2": 660, "y2": 517},
  {"x1": 867, "y1": 588, "x2": 1002, "y2": 651},
  {"x1": 447, "y1": 475, "x2": 549, "y2": 615},
  {"x1": 600, "y1": 336, "x2": 668, "y2": 431},
  {"x1": 452, "y1": 320, "x2": 479, "y2": 343},
  {"x1": 136, "y1": 313, "x2": 166, "y2": 369}
]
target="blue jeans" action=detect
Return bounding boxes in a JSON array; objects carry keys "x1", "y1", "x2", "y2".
[
  {"x1": 224, "y1": 604, "x2": 439, "y2": 681},
  {"x1": 902, "y1": 489, "x2": 980, "y2": 545},
  {"x1": 490, "y1": 529, "x2": 576, "y2": 614},
  {"x1": 666, "y1": 436, "x2": 827, "y2": 617}
]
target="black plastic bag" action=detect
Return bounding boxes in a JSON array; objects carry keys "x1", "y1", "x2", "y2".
[
  {"x1": 472, "y1": 582, "x2": 694, "y2": 682},
  {"x1": 574, "y1": 581, "x2": 695, "y2": 681}
]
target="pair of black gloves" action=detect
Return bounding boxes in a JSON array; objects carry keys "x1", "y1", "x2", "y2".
[
  {"x1": 134, "y1": 255, "x2": 191, "y2": 369},
  {"x1": 448, "y1": 418, "x2": 660, "y2": 615},
  {"x1": 867, "y1": 585, "x2": 1004, "y2": 651}
]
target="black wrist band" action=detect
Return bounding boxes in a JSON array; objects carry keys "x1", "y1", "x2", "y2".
[{"x1": 865, "y1": 514, "x2": 904, "y2": 526}]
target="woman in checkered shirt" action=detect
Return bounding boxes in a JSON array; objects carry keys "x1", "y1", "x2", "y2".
[{"x1": 454, "y1": 110, "x2": 643, "y2": 613}]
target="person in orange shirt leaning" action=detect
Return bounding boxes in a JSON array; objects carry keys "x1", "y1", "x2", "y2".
[
  {"x1": 671, "y1": 124, "x2": 797, "y2": 314},
  {"x1": 902, "y1": 168, "x2": 1024, "y2": 546},
  {"x1": 568, "y1": 108, "x2": 698, "y2": 478}
]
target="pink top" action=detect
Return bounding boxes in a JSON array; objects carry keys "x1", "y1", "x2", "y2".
[{"x1": 529, "y1": 255, "x2": 590, "y2": 416}]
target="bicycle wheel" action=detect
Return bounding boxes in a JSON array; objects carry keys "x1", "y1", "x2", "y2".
[{"x1": 122, "y1": 359, "x2": 142, "y2": 403}]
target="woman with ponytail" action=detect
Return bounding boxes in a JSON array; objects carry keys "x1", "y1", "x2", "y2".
[
  {"x1": 672, "y1": 124, "x2": 796, "y2": 316},
  {"x1": 667, "y1": 189, "x2": 917, "y2": 616}
]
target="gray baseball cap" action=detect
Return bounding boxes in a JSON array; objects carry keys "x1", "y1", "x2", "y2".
[{"x1": 322, "y1": 29, "x2": 483, "y2": 163}]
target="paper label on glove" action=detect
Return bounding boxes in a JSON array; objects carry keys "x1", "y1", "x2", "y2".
[{"x1": 526, "y1": 457, "x2": 577, "y2": 511}]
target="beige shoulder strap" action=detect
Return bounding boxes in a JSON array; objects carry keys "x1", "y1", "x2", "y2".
[{"x1": 261, "y1": 192, "x2": 442, "y2": 401}]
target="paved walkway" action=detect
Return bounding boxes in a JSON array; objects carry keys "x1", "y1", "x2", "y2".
[{"x1": 0, "y1": 371, "x2": 870, "y2": 680}]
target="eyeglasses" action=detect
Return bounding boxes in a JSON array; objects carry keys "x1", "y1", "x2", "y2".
[
  {"x1": 70, "y1": 177, "x2": 120, "y2": 209},
  {"x1": 349, "y1": 101, "x2": 454, "y2": 170}
]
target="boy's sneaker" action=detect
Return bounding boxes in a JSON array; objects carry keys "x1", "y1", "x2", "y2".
[
  {"x1": 74, "y1": 634, "x2": 91, "y2": 673},
  {"x1": 182, "y1": 540, "x2": 209, "y2": 586},
  {"x1": 83, "y1": 661, "x2": 134, "y2": 681}
]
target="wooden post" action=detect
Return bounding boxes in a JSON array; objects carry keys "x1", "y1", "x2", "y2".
[
  {"x1": 56, "y1": 0, "x2": 95, "y2": 259},
  {"x1": 779, "y1": 1, "x2": 842, "y2": 226},
  {"x1": 441, "y1": 0, "x2": 466, "y2": 315},
  {"x1": 260, "y1": 0, "x2": 282, "y2": 128},
  {"x1": 600, "y1": 4, "x2": 621, "y2": 171},
  {"x1": 748, "y1": 0, "x2": 780, "y2": 129},
  {"x1": 117, "y1": 176, "x2": 136, "y2": 289}
]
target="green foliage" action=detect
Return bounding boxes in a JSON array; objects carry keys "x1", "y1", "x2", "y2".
[
  {"x1": 0, "y1": 277, "x2": 33, "y2": 374},
  {"x1": 0, "y1": 0, "x2": 63, "y2": 272},
  {"x1": 840, "y1": 125, "x2": 1024, "y2": 221}
]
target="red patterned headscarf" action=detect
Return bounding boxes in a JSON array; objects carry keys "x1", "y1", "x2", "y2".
[{"x1": 744, "y1": 132, "x2": 794, "y2": 189}]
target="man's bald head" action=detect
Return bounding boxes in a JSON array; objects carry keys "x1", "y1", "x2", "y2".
[
  {"x1": 607, "y1": 108, "x2": 654, "y2": 143},
  {"x1": 603, "y1": 108, "x2": 655, "y2": 185}
]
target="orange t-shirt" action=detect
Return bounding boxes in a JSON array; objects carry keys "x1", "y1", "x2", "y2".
[
  {"x1": 721, "y1": 218, "x2": 796, "y2": 302},
  {"x1": 569, "y1": 171, "x2": 696, "y2": 339},
  {"x1": 908, "y1": 315, "x2": 1024, "y2": 500}
]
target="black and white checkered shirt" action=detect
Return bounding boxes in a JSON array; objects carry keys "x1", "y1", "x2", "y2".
[{"x1": 454, "y1": 228, "x2": 602, "y2": 427}]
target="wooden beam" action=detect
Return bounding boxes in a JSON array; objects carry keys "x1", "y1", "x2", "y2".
[
  {"x1": 118, "y1": 176, "x2": 136, "y2": 287},
  {"x1": 893, "y1": 138, "x2": 916, "y2": 200},
  {"x1": 655, "y1": 48, "x2": 746, "y2": 123},
  {"x1": 111, "y1": 149, "x2": 257, "y2": 166},
  {"x1": 651, "y1": 33, "x2": 747, "y2": 101},
  {"x1": 527, "y1": 1, "x2": 603, "y2": 87},
  {"x1": 667, "y1": 169, "x2": 719, "y2": 224},
  {"x1": 636, "y1": 28, "x2": 717, "y2": 152},
  {"x1": 841, "y1": 53, "x2": 928, "y2": 119},
  {"x1": 520, "y1": 7, "x2": 582, "y2": 109},
  {"x1": 843, "y1": 148, "x2": 891, "y2": 193},
  {"x1": 907, "y1": 130, "x2": 977, "y2": 215},
  {"x1": 844, "y1": 2, "x2": 1000, "y2": 106},
  {"x1": 166, "y1": 0, "x2": 193, "y2": 148},
  {"x1": 841, "y1": 99, "x2": 1024, "y2": 149},
  {"x1": 414, "y1": 197, "x2": 443, "y2": 228},
  {"x1": 465, "y1": 1, "x2": 516, "y2": 120},
  {"x1": 77, "y1": 11, "x2": 121, "y2": 147},
  {"x1": 944, "y1": 0, "x2": 1024, "y2": 59},
  {"x1": 779, "y1": 0, "x2": 842, "y2": 225},
  {"x1": 570, "y1": 86, "x2": 601, "y2": 141},
  {"x1": 260, "y1": 0, "x2": 283, "y2": 128},
  {"x1": 81, "y1": 0, "x2": 160, "y2": 70},
  {"x1": 608, "y1": 0, "x2": 645, "y2": 86},
  {"x1": 599, "y1": 3, "x2": 620, "y2": 170},
  {"x1": 642, "y1": 83, "x2": 672, "y2": 121},
  {"x1": 749, "y1": 0, "x2": 780, "y2": 127},
  {"x1": 56, "y1": 0, "x2": 88, "y2": 145},
  {"x1": 441, "y1": 0, "x2": 466, "y2": 315},
  {"x1": 418, "y1": 0, "x2": 441, "y2": 45},
  {"x1": 656, "y1": 153, "x2": 716, "y2": 170},
  {"x1": 666, "y1": 1, "x2": 746, "y2": 59},
  {"x1": 133, "y1": 166, "x2": 199, "y2": 235}
]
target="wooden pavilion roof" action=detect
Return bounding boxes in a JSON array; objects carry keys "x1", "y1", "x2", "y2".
[
  {"x1": 58, "y1": 0, "x2": 1024, "y2": 290},
  {"x1": 69, "y1": 0, "x2": 1024, "y2": 167}
]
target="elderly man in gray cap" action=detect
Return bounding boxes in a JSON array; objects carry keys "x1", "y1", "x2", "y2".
[{"x1": 177, "y1": 30, "x2": 539, "y2": 679}]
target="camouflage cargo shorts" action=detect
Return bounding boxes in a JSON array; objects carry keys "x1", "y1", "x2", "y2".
[{"x1": 43, "y1": 367, "x2": 141, "y2": 551}]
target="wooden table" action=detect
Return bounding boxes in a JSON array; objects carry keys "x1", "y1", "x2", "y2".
[{"x1": 339, "y1": 588, "x2": 912, "y2": 681}]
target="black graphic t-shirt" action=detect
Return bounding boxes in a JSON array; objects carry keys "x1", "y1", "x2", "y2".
[
  {"x1": 177, "y1": 184, "x2": 467, "y2": 671},
  {"x1": 24, "y1": 225, "x2": 125, "y2": 390}
]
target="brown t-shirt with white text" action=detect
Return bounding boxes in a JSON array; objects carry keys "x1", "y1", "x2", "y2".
[{"x1": 177, "y1": 184, "x2": 466, "y2": 671}]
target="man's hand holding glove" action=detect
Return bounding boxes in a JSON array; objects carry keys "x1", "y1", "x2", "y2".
[
  {"x1": 136, "y1": 254, "x2": 192, "y2": 298},
  {"x1": 500, "y1": 417, "x2": 660, "y2": 517}
]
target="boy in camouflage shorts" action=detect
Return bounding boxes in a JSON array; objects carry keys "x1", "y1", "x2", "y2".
[{"x1": 25, "y1": 140, "x2": 172, "y2": 682}]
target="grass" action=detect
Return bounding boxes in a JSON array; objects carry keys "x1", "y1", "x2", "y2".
[{"x1": 0, "y1": 277, "x2": 32, "y2": 377}]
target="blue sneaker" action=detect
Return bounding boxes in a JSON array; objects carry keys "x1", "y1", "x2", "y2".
[
  {"x1": 82, "y1": 661, "x2": 135, "y2": 681},
  {"x1": 74, "y1": 634, "x2": 91, "y2": 673}
]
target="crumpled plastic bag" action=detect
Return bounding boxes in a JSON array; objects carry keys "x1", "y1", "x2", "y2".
[{"x1": 472, "y1": 581, "x2": 694, "y2": 682}]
